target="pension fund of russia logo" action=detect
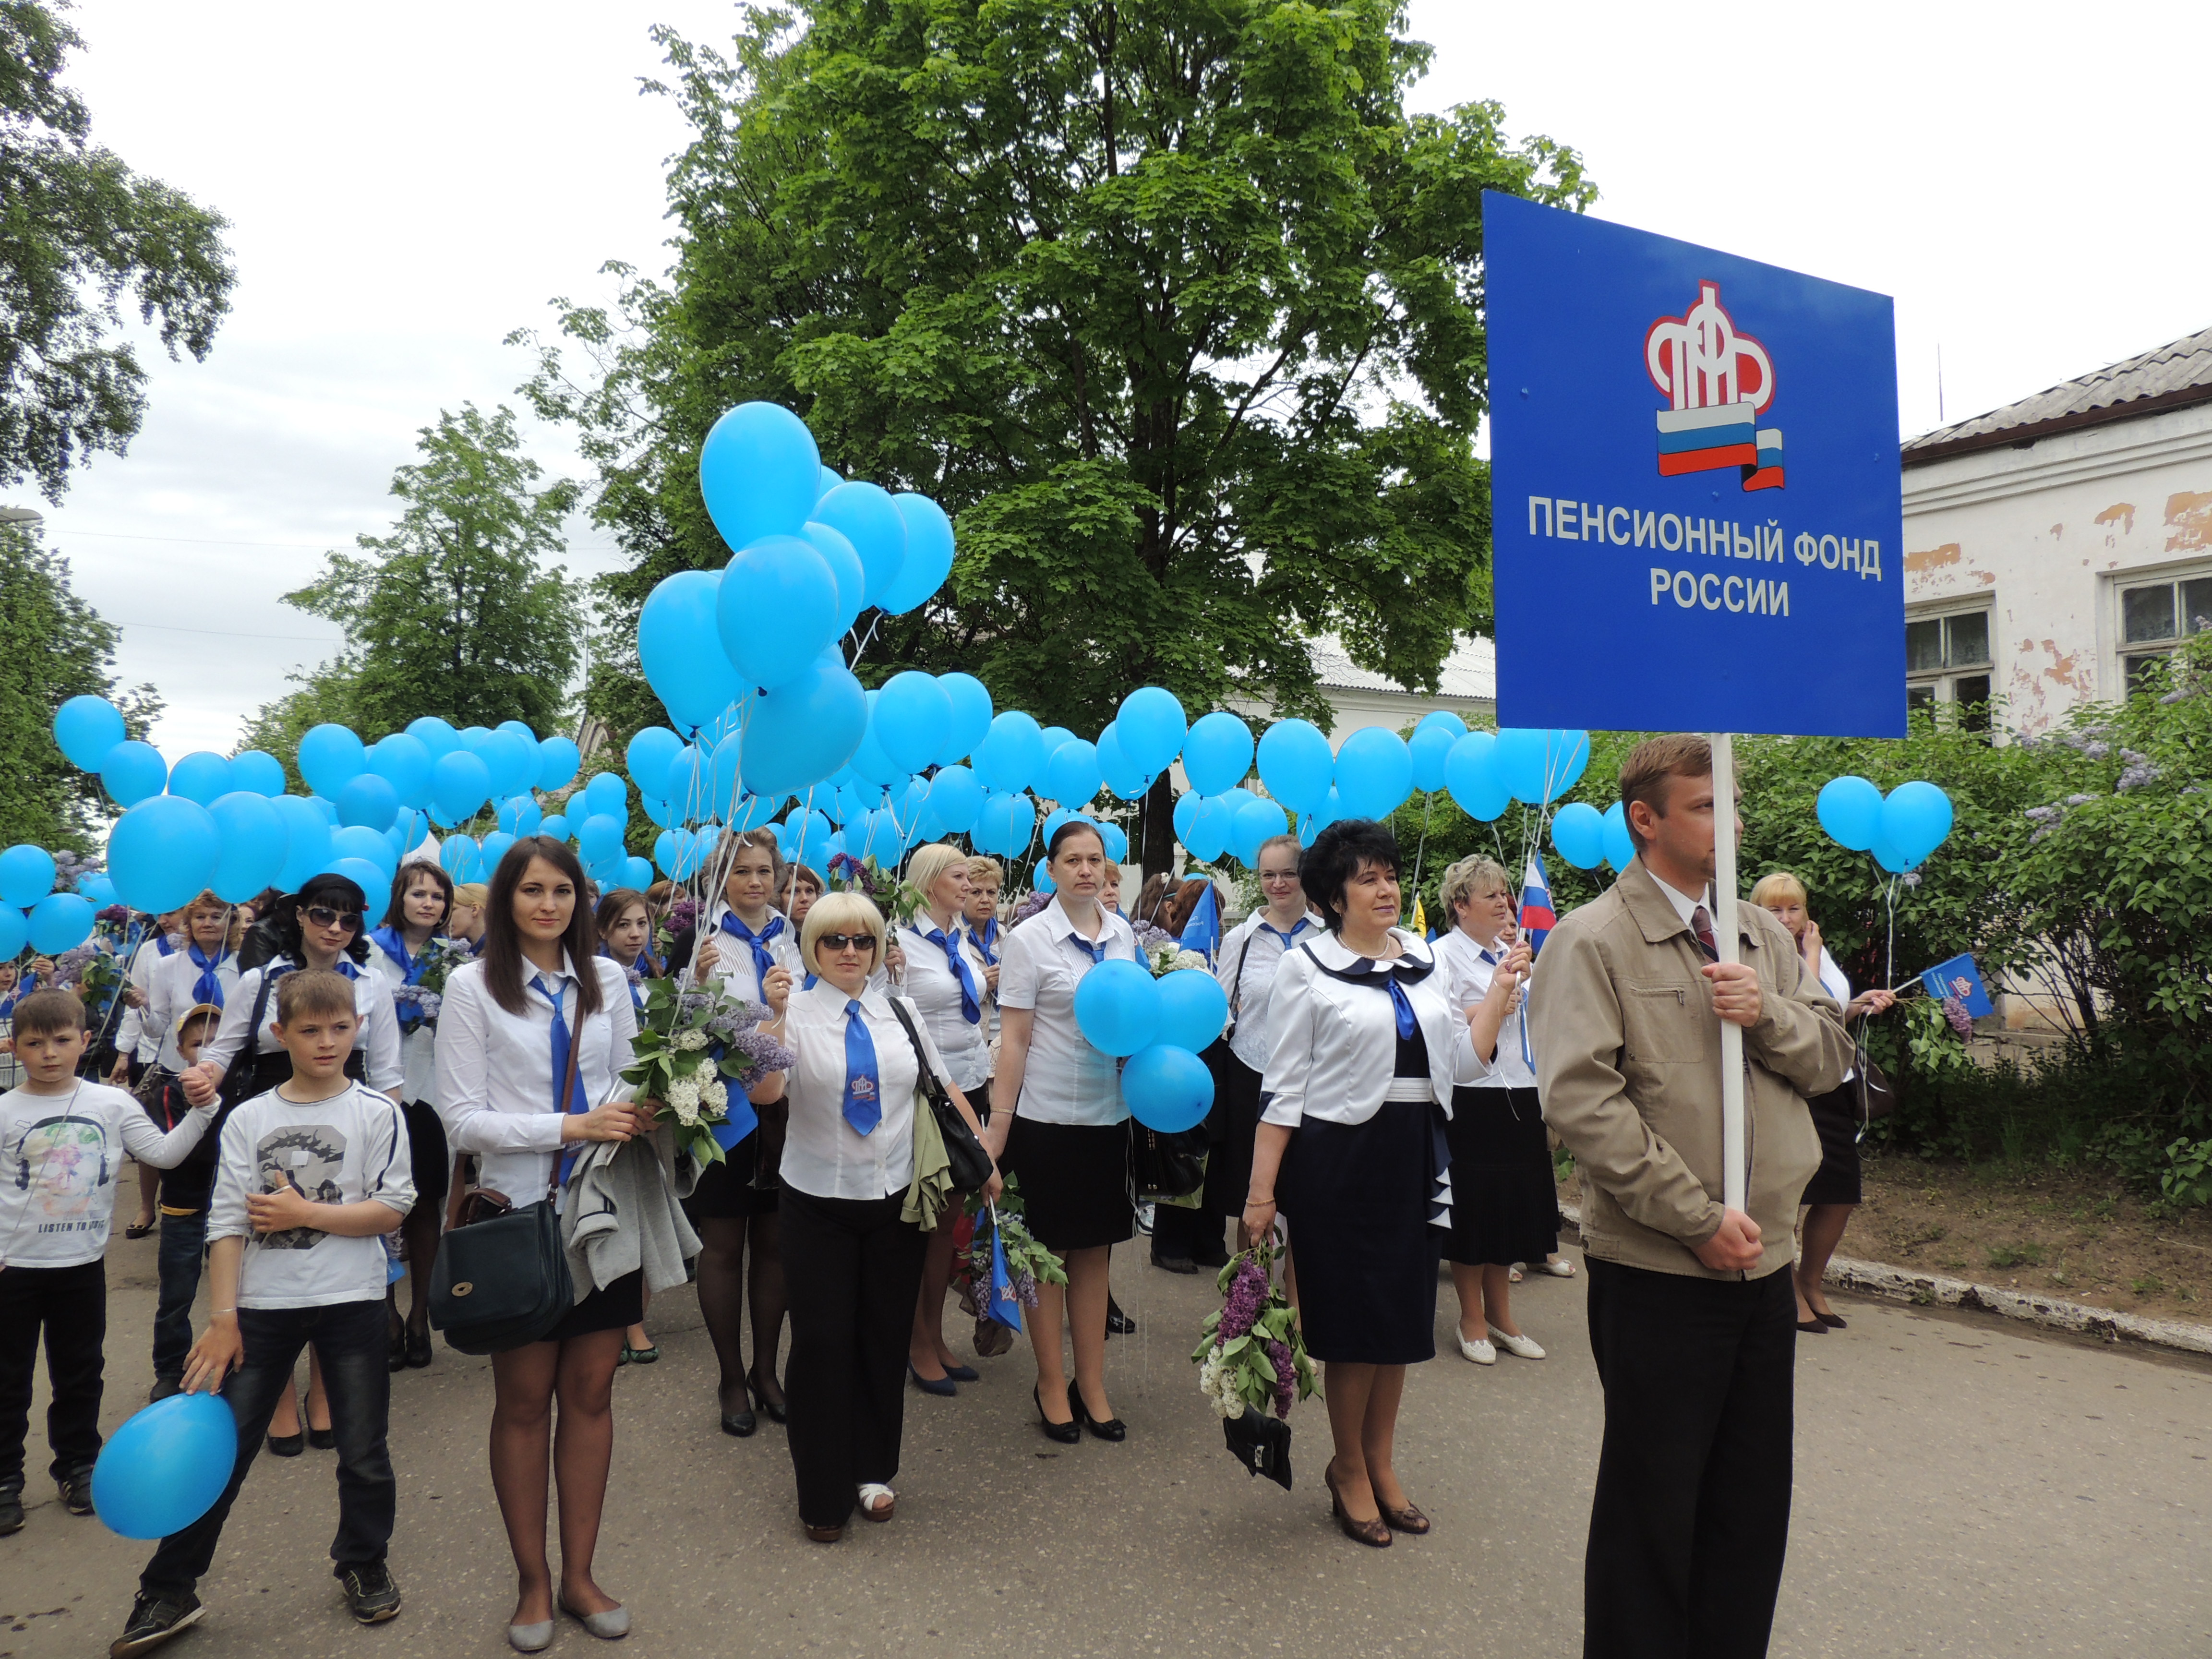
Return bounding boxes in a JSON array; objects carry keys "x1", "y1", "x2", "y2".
[{"x1": 1645, "y1": 281, "x2": 1784, "y2": 493}]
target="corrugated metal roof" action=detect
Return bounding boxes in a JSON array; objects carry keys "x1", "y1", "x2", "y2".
[
  {"x1": 1902, "y1": 324, "x2": 2212, "y2": 465},
  {"x1": 1306, "y1": 633, "x2": 1496, "y2": 701}
]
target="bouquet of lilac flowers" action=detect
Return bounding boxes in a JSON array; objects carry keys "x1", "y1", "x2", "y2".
[
  {"x1": 957, "y1": 1175, "x2": 1065, "y2": 1311},
  {"x1": 1192, "y1": 1241, "x2": 1316, "y2": 1421},
  {"x1": 393, "y1": 938, "x2": 471, "y2": 1034},
  {"x1": 622, "y1": 977, "x2": 793, "y2": 1169},
  {"x1": 655, "y1": 896, "x2": 700, "y2": 968}
]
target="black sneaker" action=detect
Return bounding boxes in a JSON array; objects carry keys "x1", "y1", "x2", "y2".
[
  {"x1": 0, "y1": 1490, "x2": 23, "y2": 1536},
  {"x1": 60, "y1": 1469, "x2": 96, "y2": 1515},
  {"x1": 110, "y1": 1591, "x2": 204, "y2": 1657},
  {"x1": 339, "y1": 1562, "x2": 401, "y2": 1624}
]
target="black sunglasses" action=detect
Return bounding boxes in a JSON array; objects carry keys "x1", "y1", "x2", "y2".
[
  {"x1": 817, "y1": 932, "x2": 878, "y2": 953},
  {"x1": 303, "y1": 905, "x2": 363, "y2": 934}
]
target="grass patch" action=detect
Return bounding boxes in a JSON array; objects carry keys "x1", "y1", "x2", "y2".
[{"x1": 1986, "y1": 1243, "x2": 2047, "y2": 1270}]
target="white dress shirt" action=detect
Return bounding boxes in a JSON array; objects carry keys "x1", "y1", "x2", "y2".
[
  {"x1": 777, "y1": 982, "x2": 953, "y2": 1202},
  {"x1": 1815, "y1": 946, "x2": 1857, "y2": 1084},
  {"x1": 1650, "y1": 871, "x2": 1711, "y2": 931},
  {"x1": 997, "y1": 896, "x2": 1139, "y2": 1127},
  {"x1": 142, "y1": 948, "x2": 241, "y2": 1072},
  {"x1": 433, "y1": 955, "x2": 637, "y2": 1206},
  {"x1": 1260, "y1": 930, "x2": 1484, "y2": 1129},
  {"x1": 1433, "y1": 926, "x2": 1537, "y2": 1088},
  {"x1": 1215, "y1": 910, "x2": 1324, "y2": 1074},
  {"x1": 200, "y1": 957, "x2": 404, "y2": 1097},
  {"x1": 898, "y1": 918, "x2": 993, "y2": 1093},
  {"x1": 368, "y1": 936, "x2": 440, "y2": 1105},
  {"x1": 687, "y1": 903, "x2": 802, "y2": 1005}
]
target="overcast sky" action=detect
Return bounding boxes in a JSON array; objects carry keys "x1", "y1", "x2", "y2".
[{"x1": 29, "y1": 0, "x2": 2211, "y2": 757}]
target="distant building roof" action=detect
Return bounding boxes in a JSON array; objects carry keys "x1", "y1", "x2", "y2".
[
  {"x1": 1306, "y1": 633, "x2": 1496, "y2": 702},
  {"x1": 1902, "y1": 324, "x2": 2212, "y2": 467}
]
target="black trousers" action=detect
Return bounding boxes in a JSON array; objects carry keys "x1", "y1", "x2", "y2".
[
  {"x1": 1583, "y1": 1258, "x2": 1797, "y2": 1659},
  {"x1": 779, "y1": 1186, "x2": 927, "y2": 1529},
  {"x1": 141, "y1": 1296, "x2": 394, "y2": 1596},
  {"x1": 0, "y1": 1259, "x2": 107, "y2": 1491}
]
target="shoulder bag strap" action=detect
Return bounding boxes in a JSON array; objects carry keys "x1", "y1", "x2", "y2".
[{"x1": 884, "y1": 996, "x2": 949, "y2": 1113}]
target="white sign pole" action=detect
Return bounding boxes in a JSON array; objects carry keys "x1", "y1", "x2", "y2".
[{"x1": 1709, "y1": 731, "x2": 1746, "y2": 1212}]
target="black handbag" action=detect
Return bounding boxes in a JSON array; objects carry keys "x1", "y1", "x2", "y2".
[
  {"x1": 1855, "y1": 1047, "x2": 1898, "y2": 1124},
  {"x1": 1130, "y1": 1120, "x2": 1209, "y2": 1201},
  {"x1": 427, "y1": 1031, "x2": 578, "y2": 1354},
  {"x1": 886, "y1": 997, "x2": 994, "y2": 1193}
]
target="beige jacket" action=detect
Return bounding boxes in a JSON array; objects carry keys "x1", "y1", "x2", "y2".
[{"x1": 1529, "y1": 860, "x2": 1851, "y2": 1281}]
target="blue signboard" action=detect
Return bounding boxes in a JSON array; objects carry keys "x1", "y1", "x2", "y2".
[{"x1": 1486, "y1": 193, "x2": 1904, "y2": 737}]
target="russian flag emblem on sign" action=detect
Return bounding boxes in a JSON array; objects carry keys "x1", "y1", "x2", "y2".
[{"x1": 1519, "y1": 854, "x2": 1557, "y2": 954}]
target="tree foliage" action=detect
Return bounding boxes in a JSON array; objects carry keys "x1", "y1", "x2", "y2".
[
  {"x1": 0, "y1": 0, "x2": 235, "y2": 499},
  {"x1": 517, "y1": 0, "x2": 1592, "y2": 859}
]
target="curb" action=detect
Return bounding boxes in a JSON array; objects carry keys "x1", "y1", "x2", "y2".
[{"x1": 1556, "y1": 1206, "x2": 2212, "y2": 1359}]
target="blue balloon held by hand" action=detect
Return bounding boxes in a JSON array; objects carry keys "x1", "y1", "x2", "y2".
[
  {"x1": 1815, "y1": 776, "x2": 1884, "y2": 853},
  {"x1": 1120, "y1": 1042, "x2": 1214, "y2": 1134},
  {"x1": 1154, "y1": 968, "x2": 1229, "y2": 1052},
  {"x1": 91, "y1": 1391, "x2": 239, "y2": 1541},
  {"x1": 1073, "y1": 958, "x2": 1161, "y2": 1057}
]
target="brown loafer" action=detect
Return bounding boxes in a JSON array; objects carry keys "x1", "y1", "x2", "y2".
[{"x1": 804, "y1": 1524, "x2": 843, "y2": 1544}]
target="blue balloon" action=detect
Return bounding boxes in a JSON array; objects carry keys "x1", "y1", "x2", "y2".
[
  {"x1": 438, "y1": 836, "x2": 481, "y2": 880},
  {"x1": 1551, "y1": 802, "x2": 1606, "y2": 870},
  {"x1": 430, "y1": 750, "x2": 491, "y2": 824},
  {"x1": 207, "y1": 792, "x2": 289, "y2": 903},
  {"x1": 406, "y1": 716, "x2": 461, "y2": 761},
  {"x1": 874, "y1": 671, "x2": 952, "y2": 775},
  {"x1": 1095, "y1": 722, "x2": 1148, "y2": 801},
  {"x1": 976, "y1": 712, "x2": 1046, "y2": 795},
  {"x1": 579, "y1": 815, "x2": 625, "y2": 862},
  {"x1": 536, "y1": 736, "x2": 582, "y2": 793},
  {"x1": 973, "y1": 791, "x2": 1034, "y2": 859},
  {"x1": 1116, "y1": 686, "x2": 1187, "y2": 777},
  {"x1": 1121, "y1": 1042, "x2": 1215, "y2": 1133},
  {"x1": 298, "y1": 724, "x2": 366, "y2": 797},
  {"x1": 1816, "y1": 775, "x2": 1885, "y2": 853},
  {"x1": 1493, "y1": 728, "x2": 1590, "y2": 806},
  {"x1": 1444, "y1": 731, "x2": 1510, "y2": 821},
  {"x1": 327, "y1": 857, "x2": 393, "y2": 925},
  {"x1": 329, "y1": 826, "x2": 398, "y2": 882},
  {"x1": 167, "y1": 752, "x2": 233, "y2": 806},
  {"x1": 272, "y1": 797, "x2": 334, "y2": 890},
  {"x1": 1256, "y1": 718, "x2": 1332, "y2": 814},
  {"x1": 878, "y1": 494, "x2": 954, "y2": 614},
  {"x1": 1880, "y1": 781, "x2": 1954, "y2": 866},
  {"x1": 1098, "y1": 820, "x2": 1129, "y2": 863},
  {"x1": 0, "y1": 907, "x2": 23, "y2": 958},
  {"x1": 77, "y1": 873, "x2": 117, "y2": 906},
  {"x1": 100, "y1": 741, "x2": 168, "y2": 808},
  {"x1": 718, "y1": 533, "x2": 841, "y2": 691},
  {"x1": 812, "y1": 481, "x2": 908, "y2": 608},
  {"x1": 1072, "y1": 958, "x2": 1161, "y2": 1057},
  {"x1": 1033, "y1": 865, "x2": 1057, "y2": 894},
  {"x1": 785, "y1": 808, "x2": 837, "y2": 870},
  {"x1": 1550, "y1": 729, "x2": 1593, "y2": 796},
  {"x1": 1871, "y1": 833, "x2": 1912, "y2": 875},
  {"x1": 228, "y1": 750, "x2": 287, "y2": 797},
  {"x1": 479, "y1": 830, "x2": 517, "y2": 874},
  {"x1": 935, "y1": 673, "x2": 993, "y2": 766},
  {"x1": 1414, "y1": 709, "x2": 1469, "y2": 740},
  {"x1": 1042, "y1": 806, "x2": 1076, "y2": 848},
  {"x1": 107, "y1": 796, "x2": 220, "y2": 914},
  {"x1": 1333, "y1": 727, "x2": 1413, "y2": 820},
  {"x1": 1230, "y1": 796, "x2": 1289, "y2": 864},
  {"x1": 741, "y1": 658, "x2": 869, "y2": 796},
  {"x1": 584, "y1": 772, "x2": 628, "y2": 819},
  {"x1": 709, "y1": 735, "x2": 744, "y2": 821},
  {"x1": 53, "y1": 695, "x2": 125, "y2": 770},
  {"x1": 1408, "y1": 724, "x2": 1456, "y2": 793},
  {"x1": 928, "y1": 766, "x2": 983, "y2": 833},
  {"x1": 1041, "y1": 739, "x2": 1102, "y2": 807},
  {"x1": 337, "y1": 772, "x2": 398, "y2": 832},
  {"x1": 639, "y1": 569, "x2": 748, "y2": 733},
  {"x1": 616, "y1": 855, "x2": 651, "y2": 892},
  {"x1": 623, "y1": 728, "x2": 682, "y2": 803},
  {"x1": 496, "y1": 720, "x2": 538, "y2": 748},
  {"x1": 477, "y1": 731, "x2": 536, "y2": 801},
  {"x1": 365, "y1": 733, "x2": 434, "y2": 809},
  {"x1": 1037, "y1": 726, "x2": 1078, "y2": 760},
  {"x1": 498, "y1": 795, "x2": 544, "y2": 837},
  {"x1": 1181, "y1": 711, "x2": 1254, "y2": 797},
  {"x1": 661, "y1": 743, "x2": 707, "y2": 815},
  {"x1": 801, "y1": 521, "x2": 867, "y2": 637},
  {"x1": 458, "y1": 726, "x2": 494, "y2": 752},
  {"x1": 699, "y1": 401, "x2": 821, "y2": 553},
  {"x1": 0, "y1": 845, "x2": 55, "y2": 908},
  {"x1": 537, "y1": 810, "x2": 570, "y2": 841},
  {"x1": 91, "y1": 1391, "x2": 238, "y2": 1540},
  {"x1": 1601, "y1": 802, "x2": 1636, "y2": 872},
  {"x1": 28, "y1": 892, "x2": 93, "y2": 953},
  {"x1": 1155, "y1": 968, "x2": 1228, "y2": 1052},
  {"x1": 816, "y1": 464, "x2": 843, "y2": 501}
]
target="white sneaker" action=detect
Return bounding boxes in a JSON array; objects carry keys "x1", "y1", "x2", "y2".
[
  {"x1": 1489, "y1": 1325, "x2": 1546, "y2": 1360},
  {"x1": 1458, "y1": 1333, "x2": 1497, "y2": 1365}
]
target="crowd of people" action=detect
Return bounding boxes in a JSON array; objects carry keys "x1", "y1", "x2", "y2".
[{"x1": 0, "y1": 732, "x2": 1888, "y2": 1659}]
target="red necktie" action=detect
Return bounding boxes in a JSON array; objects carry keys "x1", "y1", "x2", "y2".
[{"x1": 1690, "y1": 905, "x2": 1719, "y2": 961}]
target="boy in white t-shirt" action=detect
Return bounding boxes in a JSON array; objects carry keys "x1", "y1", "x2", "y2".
[
  {"x1": 114, "y1": 970, "x2": 415, "y2": 1657},
  {"x1": 0, "y1": 991, "x2": 218, "y2": 1539}
]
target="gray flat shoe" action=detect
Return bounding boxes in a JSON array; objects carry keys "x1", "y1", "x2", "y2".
[
  {"x1": 560, "y1": 1599, "x2": 631, "y2": 1640},
  {"x1": 506, "y1": 1619, "x2": 553, "y2": 1653}
]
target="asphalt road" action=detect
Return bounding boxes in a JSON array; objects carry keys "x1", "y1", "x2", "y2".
[{"x1": 4, "y1": 1214, "x2": 2208, "y2": 1659}]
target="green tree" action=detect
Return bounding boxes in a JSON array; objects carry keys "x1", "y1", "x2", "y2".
[
  {"x1": 0, "y1": 521, "x2": 160, "y2": 847},
  {"x1": 517, "y1": 0, "x2": 1590, "y2": 867},
  {"x1": 247, "y1": 404, "x2": 585, "y2": 771},
  {"x1": 1, "y1": 1, "x2": 235, "y2": 499}
]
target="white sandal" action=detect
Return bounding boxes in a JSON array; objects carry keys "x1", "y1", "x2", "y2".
[
  {"x1": 1538, "y1": 1256, "x2": 1577, "y2": 1278},
  {"x1": 1489, "y1": 1325, "x2": 1546, "y2": 1360},
  {"x1": 857, "y1": 1483, "x2": 895, "y2": 1522}
]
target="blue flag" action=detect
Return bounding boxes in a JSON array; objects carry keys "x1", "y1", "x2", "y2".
[
  {"x1": 1178, "y1": 881, "x2": 1221, "y2": 962},
  {"x1": 710, "y1": 1092, "x2": 761, "y2": 1153},
  {"x1": 984, "y1": 1209, "x2": 1023, "y2": 1332},
  {"x1": 1920, "y1": 953, "x2": 1993, "y2": 1019}
]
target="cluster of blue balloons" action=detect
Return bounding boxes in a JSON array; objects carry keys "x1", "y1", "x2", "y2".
[
  {"x1": 1815, "y1": 776, "x2": 1955, "y2": 873},
  {"x1": 1071, "y1": 961, "x2": 1227, "y2": 1133},
  {"x1": 1440, "y1": 724, "x2": 1592, "y2": 823},
  {"x1": 0, "y1": 844, "x2": 97, "y2": 957},
  {"x1": 1549, "y1": 801, "x2": 1639, "y2": 874}
]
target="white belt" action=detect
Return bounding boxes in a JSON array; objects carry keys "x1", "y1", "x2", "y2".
[{"x1": 1383, "y1": 1078, "x2": 1433, "y2": 1103}]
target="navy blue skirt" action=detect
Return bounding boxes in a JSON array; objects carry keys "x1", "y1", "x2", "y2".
[{"x1": 1279, "y1": 1096, "x2": 1448, "y2": 1365}]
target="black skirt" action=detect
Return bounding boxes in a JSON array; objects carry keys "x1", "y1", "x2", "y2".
[
  {"x1": 1000, "y1": 1117, "x2": 1132, "y2": 1251},
  {"x1": 1801, "y1": 1081, "x2": 1863, "y2": 1206},
  {"x1": 1443, "y1": 1086, "x2": 1559, "y2": 1267},
  {"x1": 684, "y1": 1130, "x2": 781, "y2": 1220},
  {"x1": 546, "y1": 1268, "x2": 644, "y2": 1342},
  {"x1": 1278, "y1": 1097, "x2": 1445, "y2": 1366},
  {"x1": 401, "y1": 1101, "x2": 450, "y2": 1206},
  {"x1": 1200, "y1": 1049, "x2": 1265, "y2": 1219}
]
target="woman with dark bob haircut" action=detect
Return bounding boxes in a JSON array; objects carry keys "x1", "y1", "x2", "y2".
[{"x1": 1242, "y1": 819, "x2": 1487, "y2": 1548}]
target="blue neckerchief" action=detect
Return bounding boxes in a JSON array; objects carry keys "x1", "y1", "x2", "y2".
[
  {"x1": 186, "y1": 943, "x2": 231, "y2": 1008},
  {"x1": 842, "y1": 998, "x2": 881, "y2": 1136},
  {"x1": 332, "y1": 957, "x2": 361, "y2": 982},
  {"x1": 1257, "y1": 916, "x2": 1316, "y2": 950},
  {"x1": 154, "y1": 935, "x2": 175, "y2": 958},
  {"x1": 598, "y1": 945, "x2": 648, "y2": 1010},
  {"x1": 718, "y1": 911, "x2": 786, "y2": 989},
  {"x1": 972, "y1": 916, "x2": 1000, "y2": 966},
  {"x1": 533, "y1": 972, "x2": 591, "y2": 1185},
  {"x1": 1064, "y1": 925, "x2": 1107, "y2": 966},
  {"x1": 914, "y1": 924, "x2": 982, "y2": 1023},
  {"x1": 371, "y1": 926, "x2": 427, "y2": 985}
]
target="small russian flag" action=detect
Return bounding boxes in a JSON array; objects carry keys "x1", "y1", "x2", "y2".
[{"x1": 1519, "y1": 854, "x2": 1556, "y2": 955}]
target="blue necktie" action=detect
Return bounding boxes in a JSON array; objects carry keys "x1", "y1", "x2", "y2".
[
  {"x1": 187, "y1": 944, "x2": 228, "y2": 1008},
  {"x1": 919, "y1": 926, "x2": 982, "y2": 1023},
  {"x1": 719, "y1": 911, "x2": 785, "y2": 988},
  {"x1": 533, "y1": 973, "x2": 591, "y2": 1183},
  {"x1": 1069, "y1": 931, "x2": 1107, "y2": 966},
  {"x1": 842, "y1": 999, "x2": 881, "y2": 1136},
  {"x1": 1385, "y1": 976, "x2": 1417, "y2": 1040}
]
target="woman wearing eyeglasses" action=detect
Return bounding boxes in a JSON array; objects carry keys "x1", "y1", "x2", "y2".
[{"x1": 752, "y1": 891, "x2": 998, "y2": 1542}]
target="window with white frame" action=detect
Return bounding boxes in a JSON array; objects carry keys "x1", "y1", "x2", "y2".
[
  {"x1": 2117, "y1": 567, "x2": 2212, "y2": 695},
  {"x1": 1905, "y1": 604, "x2": 1993, "y2": 731}
]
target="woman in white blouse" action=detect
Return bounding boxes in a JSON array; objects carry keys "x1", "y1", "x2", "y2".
[
  {"x1": 1431, "y1": 855, "x2": 1554, "y2": 1366},
  {"x1": 986, "y1": 820, "x2": 1140, "y2": 1444},
  {"x1": 369, "y1": 860, "x2": 455, "y2": 1372},
  {"x1": 753, "y1": 892, "x2": 998, "y2": 1543},
  {"x1": 433, "y1": 838, "x2": 653, "y2": 1651},
  {"x1": 894, "y1": 843, "x2": 996, "y2": 1393},
  {"x1": 1243, "y1": 820, "x2": 1486, "y2": 1549}
]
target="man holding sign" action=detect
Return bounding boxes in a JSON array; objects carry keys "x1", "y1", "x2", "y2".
[{"x1": 1532, "y1": 735, "x2": 1850, "y2": 1658}]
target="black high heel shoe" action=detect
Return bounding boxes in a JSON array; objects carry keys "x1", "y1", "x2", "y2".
[
  {"x1": 1105, "y1": 1297, "x2": 1136, "y2": 1336},
  {"x1": 1067, "y1": 1381, "x2": 1126, "y2": 1443},
  {"x1": 748, "y1": 1366, "x2": 787, "y2": 1423},
  {"x1": 1034, "y1": 1385, "x2": 1080, "y2": 1444}
]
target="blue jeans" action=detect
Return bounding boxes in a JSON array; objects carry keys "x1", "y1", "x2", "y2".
[
  {"x1": 139, "y1": 1297, "x2": 394, "y2": 1596},
  {"x1": 151, "y1": 1212, "x2": 208, "y2": 1387}
]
